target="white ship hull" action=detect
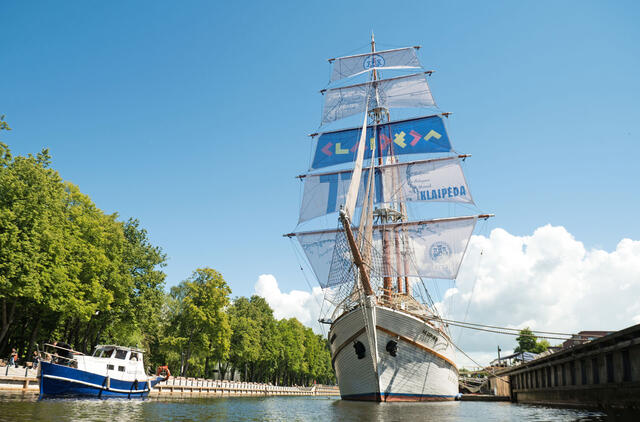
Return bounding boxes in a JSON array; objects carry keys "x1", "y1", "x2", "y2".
[{"x1": 329, "y1": 304, "x2": 458, "y2": 401}]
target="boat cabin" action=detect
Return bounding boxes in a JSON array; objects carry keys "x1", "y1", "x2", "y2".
[{"x1": 73, "y1": 345, "x2": 147, "y2": 381}]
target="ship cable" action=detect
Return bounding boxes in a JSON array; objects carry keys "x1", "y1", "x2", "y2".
[
  {"x1": 435, "y1": 318, "x2": 575, "y2": 337},
  {"x1": 455, "y1": 246, "x2": 485, "y2": 346},
  {"x1": 451, "y1": 341, "x2": 510, "y2": 384},
  {"x1": 429, "y1": 318, "x2": 574, "y2": 341}
]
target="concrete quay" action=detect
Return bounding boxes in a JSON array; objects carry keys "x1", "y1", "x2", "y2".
[{"x1": 500, "y1": 323, "x2": 640, "y2": 409}]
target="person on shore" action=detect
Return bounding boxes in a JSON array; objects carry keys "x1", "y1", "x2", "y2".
[
  {"x1": 32, "y1": 351, "x2": 40, "y2": 369},
  {"x1": 9, "y1": 348, "x2": 18, "y2": 368},
  {"x1": 52, "y1": 341, "x2": 74, "y2": 365}
]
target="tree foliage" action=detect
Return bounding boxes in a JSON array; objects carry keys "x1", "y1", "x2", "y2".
[
  {"x1": 0, "y1": 122, "x2": 334, "y2": 385},
  {"x1": 514, "y1": 328, "x2": 549, "y2": 354},
  {"x1": 0, "y1": 123, "x2": 168, "y2": 366},
  {"x1": 162, "y1": 268, "x2": 231, "y2": 377},
  {"x1": 226, "y1": 296, "x2": 334, "y2": 385}
]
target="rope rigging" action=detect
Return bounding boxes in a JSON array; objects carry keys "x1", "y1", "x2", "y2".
[{"x1": 428, "y1": 316, "x2": 575, "y2": 341}]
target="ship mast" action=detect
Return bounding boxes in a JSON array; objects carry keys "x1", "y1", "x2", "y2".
[
  {"x1": 337, "y1": 35, "x2": 379, "y2": 297},
  {"x1": 367, "y1": 34, "x2": 399, "y2": 304}
]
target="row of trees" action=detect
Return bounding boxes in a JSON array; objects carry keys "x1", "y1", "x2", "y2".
[
  {"x1": 158, "y1": 275, "x2": 334, "y2": 385},
  {"x1": 0, "y1": 117, "x2": 334, "y2": 386}
]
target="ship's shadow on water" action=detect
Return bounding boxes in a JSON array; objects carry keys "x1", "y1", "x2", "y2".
[{"x1": 0, "y1": 392, "x2": 638, "y2": 421}]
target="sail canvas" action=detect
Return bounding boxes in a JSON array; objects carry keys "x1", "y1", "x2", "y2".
[
  {"x1": 321, "y1": 73, "x2": 435, "y2": 124},
  {"x1": 295, "y1": 216, "x2": 477, "y2": 287},
  {"x1": 310, "y1": 115, "x2": 452, "y2": 170},
  {"x1": 298, "y1": 158, "x2": 473, "y2": 223},
  {"x1": 330, "y1": 47, "x2": 421, "y2": 81}
]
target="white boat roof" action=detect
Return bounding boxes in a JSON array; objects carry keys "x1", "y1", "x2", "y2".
[{"x1": 94, "y1": 344, "x2": 145, "y2": 354}]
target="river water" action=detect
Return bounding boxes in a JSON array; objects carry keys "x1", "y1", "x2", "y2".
[{"x1": 0, "y1": 392, "x2": 638, "y2": 421}]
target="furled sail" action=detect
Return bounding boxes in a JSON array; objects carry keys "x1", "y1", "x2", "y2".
[
  {"x1": 321, "y1": 73, "x2": 435, "y2": 124},
  {"x1": 293, "y1": 216, "x2": 478, "y2": 287},
  {"x1": 330, "y1": 47, "x2": 421, "y2": 82},
  {"x1": 310, "y1": 115, "x2": 451, "y2": 170},
  {"x1": 298, "y1": 157, "x2": 473, "y2": 223}
]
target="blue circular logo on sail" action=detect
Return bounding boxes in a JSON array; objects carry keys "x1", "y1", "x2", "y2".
[
  {"x1": 429, "y1": 241, "x2": 451, "y2": 262},
  {"x1": 363, "y1": 54, "x2": 385, "y2": 70}
]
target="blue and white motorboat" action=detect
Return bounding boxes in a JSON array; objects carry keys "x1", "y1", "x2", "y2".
[{"x1": 39, "y1": 344, "x2": 167, "y2": 398}]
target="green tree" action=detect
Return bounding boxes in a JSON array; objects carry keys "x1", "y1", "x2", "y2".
[
  {"x1": 228, "y1": 297, "x2": 261, "y2": 380},
  {"x1": 165, "y1": 268, "x2": 231, "y2": 377},
  {"x1": 514, "y1": 328, "x2": 549, "y2": 354},
  {"x1": 535, "y1": 339, "x2": 550, "y2": 354},
  {"x1": 0, "y1": 145, "x2": 70, "y2": 347},
  {"x1": 0, "y1": 117, "x2": 167, "y2": 361}
]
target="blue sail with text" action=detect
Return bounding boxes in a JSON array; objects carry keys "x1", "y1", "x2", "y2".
[{"x1": 310, "y1": 115, "x2": 452, "y2": 171}]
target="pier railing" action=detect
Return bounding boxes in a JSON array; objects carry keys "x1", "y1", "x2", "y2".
[{"x1": 152, "y1": 377, "x2": 339, "y2": 396}]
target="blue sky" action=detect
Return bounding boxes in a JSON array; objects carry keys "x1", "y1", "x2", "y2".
[{"x1": 2, "y1": 0, "x2": 639, "y2": 303}]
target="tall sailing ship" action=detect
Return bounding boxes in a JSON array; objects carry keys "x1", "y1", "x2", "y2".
[{"x1": 286, "y1": 36, "x2": 492, "y2": 402}]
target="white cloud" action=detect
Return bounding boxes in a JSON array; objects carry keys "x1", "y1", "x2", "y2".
[
  {"x1": 444, "y1": 225, "x2": 640, "y2": 367},
  {"x1": 256, "y1": 225, "x2": 640, "y2": 368},
  {"x1": 254, "y1": 274, "x2": 325, "y2": 333}
]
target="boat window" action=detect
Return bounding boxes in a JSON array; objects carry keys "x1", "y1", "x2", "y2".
[
  {"x1": 100, "y1": 348, "x2": 115, "y2": 358},
  {"x1": 118, "y1": 366, "x2": 125, "y2": 372},
  {"x1": 107, "y1": 364, "x2": 114, "y2": 370},
  {"x1": 115, "y1": 349, "x2": 128, "y2": 360},
  {"x1": 130, "y1": 353, "x2": 139, "y2": 361}
]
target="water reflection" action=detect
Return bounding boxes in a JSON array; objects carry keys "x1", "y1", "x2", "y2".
[{"x1": 0, "y1": 392, "x2": 636, "y2": 422}]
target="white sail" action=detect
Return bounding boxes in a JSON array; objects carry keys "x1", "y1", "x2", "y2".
[
  {"x1": 296, "y1": 230, "x2": 340, "y2": 288},
  {"x1": 321, "y1": 73, "x2": 435, "y2": 124},
  {"x1": 343, "y1": 104, "x2": 369, "y2": 219},
  {"x1": 387, "y1": 216, "x2": 477, "y2": 280},
  {"x1": 298, "y1": 157, "x2": 473, "y2": 223},
  {"x1": 294, "y1": 216, "x2": 478, "y2": 287},
  {"x1": 330, "y1": 47, "x2": 421, "y2": 82}
]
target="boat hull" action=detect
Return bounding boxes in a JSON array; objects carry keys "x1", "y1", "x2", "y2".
[
  {"x1": 39, "y1": 361, "x2": 161, "y2": 398},
  {"x1": 329, "y1": 305, "x2": 458, "y2": 402}
]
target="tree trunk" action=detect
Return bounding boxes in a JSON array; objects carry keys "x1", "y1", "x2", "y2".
[
  {"x1": 92, "y1": 320, "x2": 107, "y2": 350},
  {"x1": 63, "y1": 318, "x2": 72, "y2": 343},
  {"x1": 182, "y1": 330, "x2": 195, "y2": 377},
  {"x1": 219, "y1": 360, "x2": 229, "y2": 380},
  {"x1": 217, "y1": 360, "x2": 224, "y2": 380},
  {"x1": 70, "y1": 319, "x2": 81, "y2": 350},
  {"x1": 81, "y1": 316, "x2": 94, "y2": 354},
  {"x1": 0, "y1": 298, "x2": 17, "y2": 346},
  {"x1": 25, "y1": 314, "x2": 42, "y2": 362}
]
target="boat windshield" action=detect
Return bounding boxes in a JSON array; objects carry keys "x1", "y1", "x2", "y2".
[
  {"x1": 93, "y1": 348, "x2": 115, "y2": 358},
  {"x1": 114, "y1": 349, "x2": 128, "y2": 359}
]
